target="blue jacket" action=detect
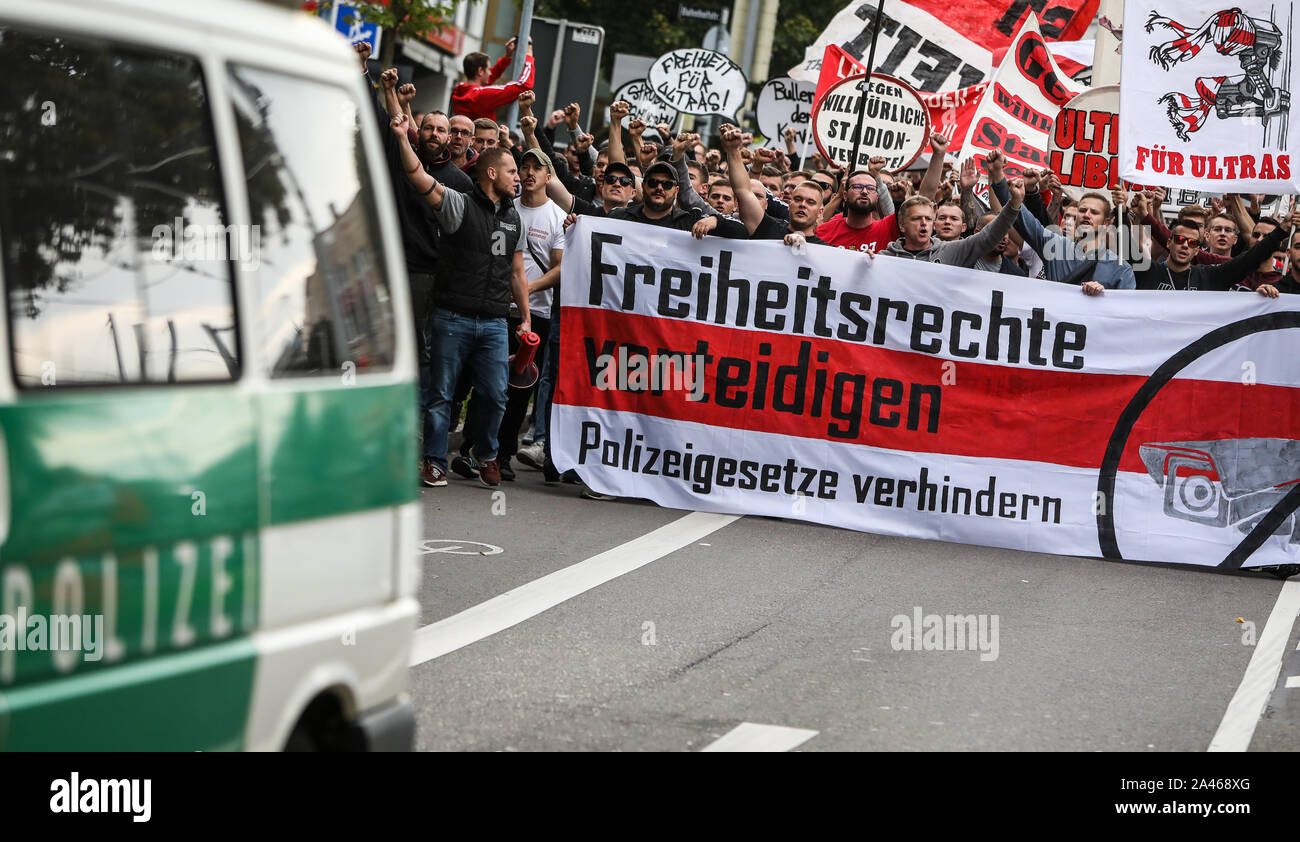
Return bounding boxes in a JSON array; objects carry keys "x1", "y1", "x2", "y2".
[{"x1": 991, "y1": 178, "x2": 1136, "y2": 289}]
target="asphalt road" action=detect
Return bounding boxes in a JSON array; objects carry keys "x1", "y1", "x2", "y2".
[{"x1": 407, "y1": 462, "x2": 1300, "y2": 753}]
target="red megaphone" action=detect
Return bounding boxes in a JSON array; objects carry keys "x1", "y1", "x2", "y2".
[{"x1": 508, "y1": 330, "x2": 541, "y2": 389}]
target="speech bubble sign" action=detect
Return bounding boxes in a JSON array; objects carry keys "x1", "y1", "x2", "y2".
[
  {"x1": 647, "y1": 48, "x2": 748, "y2": 117},
  {"x1": 611, "y1": 78, "x2": 678, "y2": 128},
  {"x1": 756, "y1": 77, "x2": 815, "y2": 148},
  {"x1": 812, "y1": 73, "x2": 930, "y2": 173}
]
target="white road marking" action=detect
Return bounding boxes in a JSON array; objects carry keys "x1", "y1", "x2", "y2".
[
  {"x1": 1208, "y1": 580, "x2": 1300, "y2": 751},
  {"x1": 1286, "y1": 676, "x2": 1300, "y2": 689},
  {"x1": 701, "y1": 723, "x2": 819, "y2": 752},
  {"x1": 420, "y1": 539, "x2": 503, "y2": 555},
  {"x1": 409, "y1": 511, "x2": 740, "y2": 666}
]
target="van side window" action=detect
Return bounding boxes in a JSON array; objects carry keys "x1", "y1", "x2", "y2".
[
  {"x1": 0, "y1": 27, "x2": 240, "y2": 387},
  {"x1": 227, "y1": 65, "x2": 395, "y2": 378}
]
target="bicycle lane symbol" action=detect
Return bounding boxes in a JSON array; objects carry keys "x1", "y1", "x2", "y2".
[{"x1": 419, "y1": 539, "x2": 504, "y2": 556}]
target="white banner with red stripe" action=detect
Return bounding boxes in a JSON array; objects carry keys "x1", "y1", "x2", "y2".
[
  {"x1": 789, "y1": 0, "x2": 1098, "y2": 92},
  {"x1": 1118, "y1": 0, "x2": 1300, "y2": 192},
  {"x1": 553, "y1": 217, "x2": 1300, "y2": 570}
]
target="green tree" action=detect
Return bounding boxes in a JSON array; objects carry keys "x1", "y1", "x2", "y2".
[
  {"x1": 770, "y1": 0, "x2": 847, "y2": 82},
  {"x1": 533, "y1": 0, "x2": 715, "y2": 80}
]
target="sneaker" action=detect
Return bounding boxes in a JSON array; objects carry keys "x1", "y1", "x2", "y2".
[
  {"x1": 478, "y1": 458, "x2": 502, "y2": 487},
  {"x1": 450, "y1": 454, "x2": 478, "y2": 479},
  {"x1": 500, "y1": 458, "x2": 516, "y2": 482},
  {"x1": 562, "y1": 469, "x2": 580, "y2": 484},
  {"x1": 580, "y1": 485, "x2": 616, "y2": 501},
  {"x1": 542, "y1": 458, "x2": 560, "y2": 484},
  {"x1": 420, "y1": 460, "x2": 447, "y2": 487},
  {"x1": 516, "y1": 440, "x2": 546, "y2": 470}
]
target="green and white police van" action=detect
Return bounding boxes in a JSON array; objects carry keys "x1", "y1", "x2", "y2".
[{"x1": 0, "y1": 0, "x2": 421, "y2": 750}]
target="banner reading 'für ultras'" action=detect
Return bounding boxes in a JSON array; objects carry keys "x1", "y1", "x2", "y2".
[
  {"x1": 1118, "y1": 1, "x2": 1300, "y2": 192},
  {"x1": 553, "y1": 217, "x2": 1300, "y2": 570}
]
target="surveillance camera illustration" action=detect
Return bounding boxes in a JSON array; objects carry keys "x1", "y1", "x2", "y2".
[{"x1": 1139, "y1": 439, "x2": 1300, "y2": 544}]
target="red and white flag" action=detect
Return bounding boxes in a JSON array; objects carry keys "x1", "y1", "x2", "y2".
[
  {"x1": 1118, "y1": 1, "x2": 1300, "y2": 192},
  {"x1": 554, "y1": 217, "x2": 1300, "y2": 570},
  {"x1": 789, "y1": 0, "x2": 1098, "y2": 92},
  {"x1": 956, "y1": 14, "x2": 1083, "y2": 177}
]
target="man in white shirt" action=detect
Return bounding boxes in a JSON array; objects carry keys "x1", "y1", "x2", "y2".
[{"x1": 502, "y1": 148, "x2": 565, "y2": 478}]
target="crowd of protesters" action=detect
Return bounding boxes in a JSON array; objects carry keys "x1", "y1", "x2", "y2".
[{"x1": 358, "y1": 38, "x2": 1300, "y2": 495}]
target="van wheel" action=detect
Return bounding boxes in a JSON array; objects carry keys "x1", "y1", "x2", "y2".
[{"x1": 283, "y1": 694, "x2": 365, "y2": 751}]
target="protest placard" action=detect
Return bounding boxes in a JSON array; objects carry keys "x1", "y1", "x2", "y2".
[
  {"x1": 647, "y1": 48, "x2": 747, "y2": 118},
  {"x1": 757, "y1": 77, "x2": 816, "y2": 148},
  {"x1": 610, "y1": 78, "x2": 678, "y2": 128},
  {"x1": 812, "y1": 73, "x2": 930, "y2": 171}
]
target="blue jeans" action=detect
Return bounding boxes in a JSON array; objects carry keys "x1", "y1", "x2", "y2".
[{"x1": 423, "y1": 308, "x2": 508, "y2": 470}]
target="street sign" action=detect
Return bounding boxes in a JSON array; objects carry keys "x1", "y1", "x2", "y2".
[
  {"x1": 528, "y1": 17, "x2": 606, "y2": 130},
  {"x1": 331, "y1": 1, "x2": 382, "y2": 56},
  {"x1": 679, "y1": 5, "x2": 722, "y2": 22}
]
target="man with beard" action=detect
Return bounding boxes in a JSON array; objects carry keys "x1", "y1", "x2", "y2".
[
  {"x1": 390, "y1": 114, "x2": 532, "y2": 490},
  {"x1": 376, "y1": 70, "x2": 473, "y2": 471},
  {"x1": 814, "y1": 133, "x2": 951, "y2": 253}
]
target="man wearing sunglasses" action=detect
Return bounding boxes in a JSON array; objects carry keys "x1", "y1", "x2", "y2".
[{"x1": 1134, "y1": 207, "x2": 1300, "y2": 292}]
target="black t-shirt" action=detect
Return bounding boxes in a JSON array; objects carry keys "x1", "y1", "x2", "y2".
[
  {"x1": 609, "y1": 204, "x2": 750, "y2": 238},
  {"x1": 750, "y1": 213, "x2": 827, "y2": 244}
]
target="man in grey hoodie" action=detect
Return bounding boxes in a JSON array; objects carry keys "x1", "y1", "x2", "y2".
[{"x1": 881, "y1": 177, "x2": 1026, "y2": 266}]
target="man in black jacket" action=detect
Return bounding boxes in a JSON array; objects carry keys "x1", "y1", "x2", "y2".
[
  {"x1": 391, "y1": 114, "x2": 532, "y2": 488},
  {"x1": 1134, "y1": 209, "x2": 1300, "y2": 292}
]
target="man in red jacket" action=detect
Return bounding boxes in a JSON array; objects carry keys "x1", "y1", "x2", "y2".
[{"x1": 452, "y1": 36, "x2": 535, "y2": 122}]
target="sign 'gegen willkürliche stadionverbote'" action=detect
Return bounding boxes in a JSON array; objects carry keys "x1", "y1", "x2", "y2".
[
  {"x1": 812, "y1": 73, "x2": 930, "y2": 171},
  {"x1": 553, "y1": 218, "x2": 1300, "y2": 572}
]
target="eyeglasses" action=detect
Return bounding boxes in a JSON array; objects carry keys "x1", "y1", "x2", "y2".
[
  {"x1": 812, "y1": 181, "x2": 834, "y2": 192},
  {"x1": 604, "y1": 175, "x2": 634, "y2": 187},
  {"x1": 644, "y1": 177, "x2": 677, "y2": 191},
  {"x1": 846, "y1": 183, "x2": 877, "y2": 193},
  {"x1": 1169, "y1": 234, "x2": 1198, "y2": 246},
  {"x1": 449, "y1": 128, "x2": 472, "y2": 136}
]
